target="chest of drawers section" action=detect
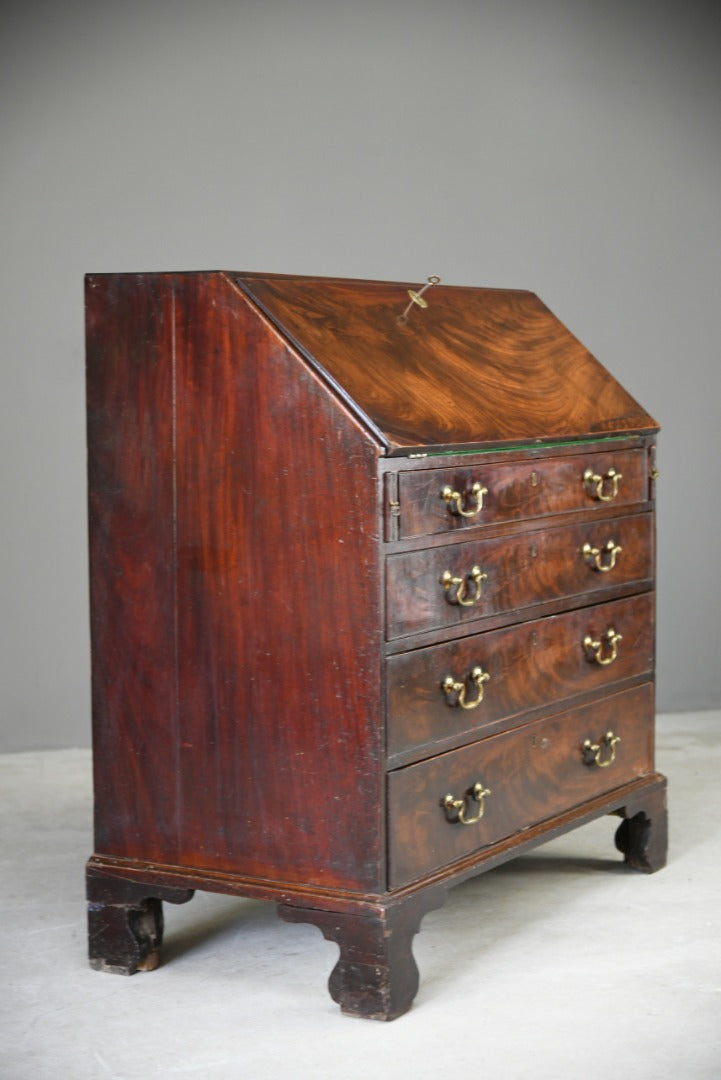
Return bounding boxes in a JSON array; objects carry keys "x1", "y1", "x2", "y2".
[{"x1": 382, "y1": 440, "x2": 658, "y2": 890}]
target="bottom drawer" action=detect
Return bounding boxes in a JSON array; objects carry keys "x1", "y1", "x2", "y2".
[{"x1": 388, "y1": 683, "x2": 654, "y2": 889}]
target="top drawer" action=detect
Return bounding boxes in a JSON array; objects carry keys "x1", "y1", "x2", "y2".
[{"x1": 395, "y1": 449, "x2": 648, "y2": 539}]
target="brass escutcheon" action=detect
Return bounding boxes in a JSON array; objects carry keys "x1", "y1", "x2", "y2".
[
  {"x1": 440, "y1": 565, "x2": 487, "y2": 607},
  {"x1": 583, "y1": 466, "x2": 622, "y2": 502},
  {"x1": 442, "y1": 665, "x2": 490, "y2": 710},
  {"x1": 583, "y1": 627, "x2": 623, "y2": 666},
  {"x1": 442, "y1": 781, "x2": 491, "y2": 825},
  {"x1": 582, "y1": 730, "x2": 621, "y2": 768},
  {"x1": 441, "y1": 481, "x2": 488, "y2": 519},
  {"x1": 582, "y1": 539, "x2": 622, "y2": 573}
]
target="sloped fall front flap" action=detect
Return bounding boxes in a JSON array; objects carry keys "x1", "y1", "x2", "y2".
[{"x1": 236, "y1": 273, "x2": 656, "y2": 454}]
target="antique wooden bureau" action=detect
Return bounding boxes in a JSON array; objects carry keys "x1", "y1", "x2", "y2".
[{"x1": 85, "y1": 271, "x2": 667, "y2": 1019}]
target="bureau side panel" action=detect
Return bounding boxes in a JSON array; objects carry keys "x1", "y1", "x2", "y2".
[
  {"x1": 86, "y1": 275, "x2": 179, "y2": 859},
  {"x1": 172, "y1": 274, "x2": 384, "y2": 892}
]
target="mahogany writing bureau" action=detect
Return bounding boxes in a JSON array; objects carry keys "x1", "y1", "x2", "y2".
[{"x1": 85, "y1": 271, "x2": 667, "y2": 1019}]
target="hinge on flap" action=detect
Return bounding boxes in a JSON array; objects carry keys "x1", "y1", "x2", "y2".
[
  {"x1": 649, "y1": 444, "x2": 659, "y2": 498},
  {"x1": 385, "y1": 473, "x2": 400, "y2": 542}
]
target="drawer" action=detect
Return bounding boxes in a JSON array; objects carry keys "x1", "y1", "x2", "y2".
[
  {"x1": 387, "y1": 683, "x2": 654, "y2": 888},
  {"x1": 386, "y1": 592, "x2": 654, "y2": 760},
  {"x1": 396, "y1": 449, "x2": 648, "y2": 539},
  {"x1": 386, "y1": 512, "x2": 653, "y2": 640}
]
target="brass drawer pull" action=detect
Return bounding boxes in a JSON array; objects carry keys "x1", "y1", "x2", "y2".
[
  {"x1": 583, "y1": 466, "x2": 622, "y2": 502},
  {"x1": 442, "y1": 665, "x2": 490, "y2": 710},
  {"x1": 583, "y1": 627, "x2": 623, "y2": 666},
  {"x1": 582, "y1": 730, "x2": 621, "y2": 768},
  {"x1": 442, "y1": 781, "x2": 491, "y2": 825},
  {"x1": 441, "y1": 481, "x2": 488, "y2": 519},
  {"x1": 441, "y1": 565, "x2": 487, "y2": 607},
  {"x1": 582, "y1": 539, "x2": 622, "y2": 572}
]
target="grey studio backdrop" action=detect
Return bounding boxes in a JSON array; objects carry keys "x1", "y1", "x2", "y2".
[{"x1": 2, "y1": 0, "x2": 719, "y2": 752}]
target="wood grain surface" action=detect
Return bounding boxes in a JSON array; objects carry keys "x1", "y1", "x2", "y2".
[
  {"x1": 86, "y1": 275, "x2": 180, "y2": 860},
  {"x1": 396, "y1": 448, "x2": 648, "y2": 539},
  {"x1": 388, "y1": 683, "x2": 655, "y2": 888},
  {"x1": 386, "y1": 591, "x2": 654, "y2": 760},
  {"x1": 239, "y1": 274, "x2": 658, "y2": 452},
  {"x1": 386, "y1": 512, "x2": 654, "y2": 640},
  {"x1": 86, "y1": 272, "x2": 386, "y2": 891}
]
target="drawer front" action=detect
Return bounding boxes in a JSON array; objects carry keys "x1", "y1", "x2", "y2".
[
  {"x1": 386, "y1": 512, "x2": 653, "y2": 640},
  {"x1": 386, "y1": 592, "x2": 654, "y2": 759},
  {"x1": 397, "y1": 449, "x2": 648, "y2": 539},
  {"x1": 388, "y1": 683, "x2": 654, "y2": 888}
]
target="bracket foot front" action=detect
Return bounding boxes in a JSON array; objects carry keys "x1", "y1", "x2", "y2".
[
  {"x1": 278, "y1": 888, "x2": 446, "y2": 1021},
  {"x1": 86, "y1": 863, "x2": 194, "y2": 975},
  {"x1": 614, "y1": 778, "x2": 668, "y2": 873}
]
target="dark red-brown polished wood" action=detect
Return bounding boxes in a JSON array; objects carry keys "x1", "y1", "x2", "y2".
[
  {"x1": 395, "y1": 448, "x2": 649, "y2": 539},
  {"x1": 388, "y1": 684, "x2": 655, "y2": 888},
  {"x1": 170, "y1": 275, "x2": 384, "y2": 890},
  {"x1": 86, "y1": 271, "x2": 666, "y2": 1020},
  {"x1": 87, "y1": 272, "x2": 385, "y2": 891},
  {"x1": 385, "y1": 514, "x2": 654, "y2": 640},
  {"x1": 86, "y1": 277, "x2": 179, "y2": 861},
  {"x1": 238, "y1": 275, "x2": 657, "y2": 452},
  {"x1": 386, "y1": 592, "x2": 655, "y2": 761}
]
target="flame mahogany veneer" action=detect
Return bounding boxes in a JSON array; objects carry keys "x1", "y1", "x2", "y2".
[{"x1": 85, "y1": 271, "x2": 666, "y2": 1020}]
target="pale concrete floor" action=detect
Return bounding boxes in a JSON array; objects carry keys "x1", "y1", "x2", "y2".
[{"x1": 1, "y1": 712, "x2": 720, "y2": 1080}]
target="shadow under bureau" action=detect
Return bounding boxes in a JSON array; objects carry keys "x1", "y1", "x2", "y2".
[{"x1": 85, "y1": 271, "x2": 667, "y2": 1019}]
